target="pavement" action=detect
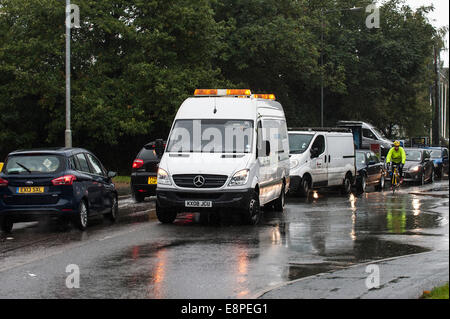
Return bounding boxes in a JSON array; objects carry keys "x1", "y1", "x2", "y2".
[{"x1": 255, "y1": 249, "x2": 448, "y2": 299}]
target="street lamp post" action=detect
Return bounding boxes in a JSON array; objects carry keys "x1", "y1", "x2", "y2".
[
  {"x1": 320, "y1": 7, "x2": 363, "y2": 127},
  {"x1": 65, "y1": 0, "x2": 72, "y2": 148}
]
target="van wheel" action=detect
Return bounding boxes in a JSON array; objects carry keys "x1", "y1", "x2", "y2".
[
  {"x1": 300, "y1": 177, "x2": 310, "y2": 197},
  {"x1": 74, "y1": 200, "x2": 88, "y2": 231},
  {"x1": 274, "y1": 184, "x2": 286, "y2": 211},
  {"x1": 104, "y1": 195, "x2": 118, "y2": 223},
  {"x1": 156, "y1": 204, "x2": 177, "y2": 224},
  {"x1": 341, "y1": 175, "x2": 352, "y2": 195},
  {"x1": 1, "y1": 217, "x2": 13, "y2": 233},
  {"x1": 243, "y1": 191, "x2": 261, "y2": 225}
]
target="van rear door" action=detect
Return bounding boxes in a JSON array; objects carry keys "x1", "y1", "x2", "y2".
[{"x1": 327, "y1": 134, "x2": 355, "y2": 186}]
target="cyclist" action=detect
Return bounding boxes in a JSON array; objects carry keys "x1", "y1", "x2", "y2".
[{"x1": 386, "y1": 141, "x2": 406, "y2": 184}]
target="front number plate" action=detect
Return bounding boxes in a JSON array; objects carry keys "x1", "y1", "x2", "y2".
[{"x1": 185, "y1": 200, "x2": 212, "y2": 208}]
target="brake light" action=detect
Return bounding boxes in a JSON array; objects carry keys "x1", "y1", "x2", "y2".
[
  {"x1": 0, "y1": 177, "x2": 8, "y2": 187},
  {"x1": 52, "y1": 175, "x2": 76, "y2": 186},
  {"x1": 253, "y1": 94, "x2": 276, "y2": 100},
  {"x1": 194, "y1": 89, "x2": 252, "y2": 96},
  {"x1": 132, "y1": 159, "x2": 144, "y2": 169}
]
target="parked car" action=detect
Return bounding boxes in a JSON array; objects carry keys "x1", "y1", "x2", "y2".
[
  {"x1": 288, "y1": 128, "x2": 356, "y2": 196},
  {"x1": 424, "y1": 147, "x2": 449, "y2": 178},
  {"x1": 156, "y1": 89, "x2": 290, "y2": 225},
  {"x1": 390, "y1": 148, "x2": 434, "y2": 185},
  {"x1": 131, "y1": 139, "x2": 166, "y2": 202},
  {"x1": 337, "y1": 121, "x2": 393, "y2": 157},
  {"x1": 0, "y1": 148, "x2": 118, "y2": 233},
  {"x1": 355, "y1": 150, "x2": 386, "y2": 193}
]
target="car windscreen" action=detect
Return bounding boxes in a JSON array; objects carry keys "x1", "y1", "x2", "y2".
[
  {"x1": 405, "y1": 150, "x2": 422, "y2": 162},
  {"x1": 5, "y1": 155, "x2": 65, "y2": 175},
  {"x1": 167, "y1": 119, "x2": 253, "y2": 153},
  {"x1": 429, "y1": 150, "x2": 442, "y2": 159},
  {"x1": 289, "y1": 134, "x2": 314, "y2": 154}
]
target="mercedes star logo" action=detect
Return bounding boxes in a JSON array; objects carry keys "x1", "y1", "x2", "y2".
[{"x1": 193, "y1": 175, "x2": 205, "y2": 188}]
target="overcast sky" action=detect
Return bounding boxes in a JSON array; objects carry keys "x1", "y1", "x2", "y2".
[{"x1": 405, "y1": 0, "x2": 449, "y2": 67}]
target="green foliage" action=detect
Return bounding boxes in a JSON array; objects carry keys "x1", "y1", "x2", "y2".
[{"x1": 0, "y1": 0, "x2": 446, "y2": 172}]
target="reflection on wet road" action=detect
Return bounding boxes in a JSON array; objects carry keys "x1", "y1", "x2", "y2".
[{"x1": 0, "y1": 181, "x2": 448, "y2": 298}]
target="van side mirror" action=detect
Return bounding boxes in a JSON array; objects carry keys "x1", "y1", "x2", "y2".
[{"x1": 265, "y1": 140, "x2": 271, "y2": 156}]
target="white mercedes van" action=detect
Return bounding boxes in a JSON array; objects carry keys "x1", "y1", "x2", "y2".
[
  {"x1": 156, "y1": 89, "x2": 290, "y2": 225},
  {"x1": 288, "y1": 128, "x2": 356, "y2": 196}
]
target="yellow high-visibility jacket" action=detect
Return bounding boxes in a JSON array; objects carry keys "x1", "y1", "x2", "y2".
[{"x1": 386, "y1": 147, "x2": 406, "y2": 164}]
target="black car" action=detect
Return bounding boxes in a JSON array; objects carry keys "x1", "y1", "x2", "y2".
[
  {"x1": 0, "y1": 148, "x2": 118, "y2": 233},
  {"x1": 402, "y1": 148, "x2": 434, "y2": 185},
  {"x1": 355, "y1": 150, "x2": 385, "y2": 193},
  {"x1": 131, "y1": 139, "x2": 165, "y2": 202}
]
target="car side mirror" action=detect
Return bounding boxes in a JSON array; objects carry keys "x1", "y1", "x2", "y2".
[{"x1": 108, "y1": 171, "x2": 117, "y2": 178}]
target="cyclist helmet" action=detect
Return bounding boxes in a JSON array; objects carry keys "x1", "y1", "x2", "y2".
[{"x1": 393, "y1": 141, "x2": 400, "y2": 147}]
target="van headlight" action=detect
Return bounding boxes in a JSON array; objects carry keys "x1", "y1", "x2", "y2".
[
  {"x1": 157, "y1": 168, "x2": 171, "y2": 185},
  {"x1": 290, "y1": 159, "x2": 299, "y2": 169},
  {"x1": 229, "y1": 169, "x2": 249, "y2": 186}
]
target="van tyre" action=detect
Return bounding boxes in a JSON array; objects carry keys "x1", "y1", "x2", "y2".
[
  {"x1": 273, "y1": 184, "x2": 286, "y2": 211},
  {"x1": 243, "y1": 191, "x2": 261, "y2": 225},
  {"x1": 74, "y1": 200, "x2": 88, "y2": 231},
  {"x1": 300, "y1": 177, "x2": 310, "y2": 197},
  {"x1": 341, "y1": 175, "x2": 352, "y2": 195},
  {"x1": 156, "y1": 204, "x2": 177, "y2": 224},
  {"x1": 104, "y1": 195, "x2": 118, "y2": 223},
  {"x1": 1, "y1": 217, "x2": 13, "y2": 233}
]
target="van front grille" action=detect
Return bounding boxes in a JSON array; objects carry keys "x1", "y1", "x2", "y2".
[{"x1": 172, "y1": 174, "x2": 228, "y2": 188}]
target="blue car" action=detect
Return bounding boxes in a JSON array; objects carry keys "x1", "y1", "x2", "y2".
[
  {"x1": 0, "y1": 148, "x2": 118, "y2": 233},
  {"x1": 424, "y1": 147, "x2": 449, "y2": 178}
]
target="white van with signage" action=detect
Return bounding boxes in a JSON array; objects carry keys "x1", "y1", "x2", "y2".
[
  {"x1": 288, "y1": 128, "x2": 356, "y2": 196},
  {"x1": 156, "y1": 89, "x2": 290, "y2": 224}
]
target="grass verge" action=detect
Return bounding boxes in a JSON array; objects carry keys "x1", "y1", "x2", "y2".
[
  {"x1": 422, "y1": 283, "x2": 449, "y2": 299},
  {"x1": 113, "y1": 176, "x2": 131, "y2": 184}
]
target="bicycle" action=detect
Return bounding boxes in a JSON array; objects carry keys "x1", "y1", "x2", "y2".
[{"x1": 389, "y1": 163, "x2": 401, "y2": 194}]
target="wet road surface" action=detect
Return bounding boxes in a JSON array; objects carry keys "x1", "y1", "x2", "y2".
[{"x1": 0, "y1": 180, "x2": 448, "y2": 298}]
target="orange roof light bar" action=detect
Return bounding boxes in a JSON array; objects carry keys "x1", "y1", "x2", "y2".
[
  {"x1": 194, "y1": 89, "x2": 218, "y2": 96},
  {"x1": 253, "y1": 94, "x2": 276, "y2": 100},
  {"x1": 194, "y1": 89, "x2": 252, "y2": 96},
  {"x1": 226, "y1": 89, "x2": 252, "y2": 96}
]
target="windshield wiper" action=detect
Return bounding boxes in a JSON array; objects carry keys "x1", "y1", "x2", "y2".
[{"x1": 16, "y1": 162, "x2": 32, "y2": 174}]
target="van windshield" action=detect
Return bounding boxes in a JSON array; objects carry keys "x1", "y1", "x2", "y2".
[
  {"x1": 167, "y1": 119, "x2": 254, "y2": 153},
  {"x1": 289, "y1": 133, "x2": 314, "y2": 154}
]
